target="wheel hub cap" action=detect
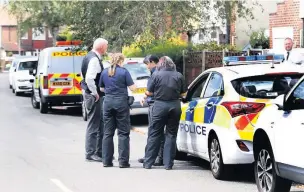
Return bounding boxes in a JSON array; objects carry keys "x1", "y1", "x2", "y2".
[
  {"x1": 210, "y1": 139, "x2": 220, "y2": 174},
  {"x1": 257, "y1": 149, "x2": 273, "y2": 192}
]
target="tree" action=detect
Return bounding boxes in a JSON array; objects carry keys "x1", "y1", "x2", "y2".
[
  {"x1": 8, "y1": 1, "x2": 72, "y2": 46},
  {"x1": 250, "y1": 29, "x2": 269, "y2": 49},
  {"x1": 8, "y1": 1, "x2": 259, "y2": 51}
]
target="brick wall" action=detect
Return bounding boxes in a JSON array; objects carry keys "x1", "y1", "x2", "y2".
[{"x1": 269, "y1": 0, "x2": 303, "y2": 48}]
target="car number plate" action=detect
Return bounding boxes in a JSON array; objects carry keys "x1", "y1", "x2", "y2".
[
  {"x1": 52, "y1": 81, "x2": 71, "y2": 86},
  {"x1": 133, "y1": 88, "x2": 146, "y2": 94}
]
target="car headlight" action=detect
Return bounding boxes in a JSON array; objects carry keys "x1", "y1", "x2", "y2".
[{"x1": 17, "y1": 79, "x2": 29, "y2": 82}]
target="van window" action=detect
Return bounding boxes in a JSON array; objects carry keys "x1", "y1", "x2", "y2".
[{"x1": 231, "y1": 74, "x2": 303, "y2": 99}]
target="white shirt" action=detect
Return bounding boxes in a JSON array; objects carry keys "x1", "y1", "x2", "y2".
[
  {"x1": 85, "y1": 50, "x2": 102, "y2": 95},
  {"x1": 283, "y1": 49, "x2": 304, "y2": 65}
]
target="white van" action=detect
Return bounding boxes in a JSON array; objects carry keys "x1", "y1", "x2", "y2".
[{"x1": 30, "y1": 46, "x2": 87, "y2": 114}]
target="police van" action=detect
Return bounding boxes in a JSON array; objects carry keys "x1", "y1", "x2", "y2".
[{"x1": 30, "y1": 41, "x2": 87, "y2": 114}]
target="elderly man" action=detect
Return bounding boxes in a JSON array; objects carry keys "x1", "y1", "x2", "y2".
[
  {"x1": 282, "y1": 38, "x2": 304, "y2": 65},
  {"x1": 81, "y1": 38, "x2": 108, "y2": 162},
  {"x1": 143, "y1": 56, "x2": 187, "y2": 170}
]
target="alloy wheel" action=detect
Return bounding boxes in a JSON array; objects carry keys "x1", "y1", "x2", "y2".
[
  {"x1": 257, "y1": 149, "x2": 273, "y2": 192},
  {"x1": 210, "y1": 139, "x2": 220, "y2": 174}
]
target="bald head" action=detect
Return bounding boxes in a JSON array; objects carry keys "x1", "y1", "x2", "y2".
[
  {"x1": 93, "y1": 38, "x2": 108, "y2": 55},
  {"x1": 284, "y1": 38, "x2": 293, "y2": 52}
]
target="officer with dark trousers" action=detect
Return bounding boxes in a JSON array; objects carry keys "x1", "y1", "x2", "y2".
[
  {"x1": 138, "y1": 55, "x2": 164, "y2": 166},
  {"x1": 81, "y1": 38, "x2": 108, "y2": 162},
  {"x1": 143, "y1": 56, "x2": 187, "y2": 170},
  {"x1": 99, "y1": 53, "x2": 136, "y2": 168}
]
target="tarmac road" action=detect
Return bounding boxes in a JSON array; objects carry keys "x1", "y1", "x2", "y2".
[{"x1": 0, "y1": 73, "x2": 303, "y2": 192}]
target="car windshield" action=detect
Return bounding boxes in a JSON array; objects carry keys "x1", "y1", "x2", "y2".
[
  {"x1": 18, "y1": 61, "x2": 37, "y2": 71},
  {"x1": 123, "y1": 63, "x2": 150, "y2": 79},
  {"x1": 231, "y1": 73, "x2": 303, "y2": 99}
]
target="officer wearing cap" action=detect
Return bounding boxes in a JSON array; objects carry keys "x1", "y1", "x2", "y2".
[
  {"x1": 138, "y1": 55, "x2": 164, "y2": 166},
  {"x1": 99, "y1": 53, "x2": 136, "y2": 168},
  {"x1": 143, "y1": 56, "x2": 187, "y2": 170},
  {"x1": 81, "y1": 38, "x2": 108, "y2": 162}
]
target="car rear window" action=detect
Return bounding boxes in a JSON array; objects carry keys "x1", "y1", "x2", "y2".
[
  {"x1": 123, "y1": 63, "x2": 150, "y2": 79},
  {"x1": 231, "y1": 73, "x2": 303, "y2": 99}
]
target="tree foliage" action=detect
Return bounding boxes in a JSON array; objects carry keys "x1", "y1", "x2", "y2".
[
  {"x1": 250, "y1": 29, "x2": 269, "y2": 49},
  {"x1": 7, "y1": 1, "x2": 260, "y2": 50}
]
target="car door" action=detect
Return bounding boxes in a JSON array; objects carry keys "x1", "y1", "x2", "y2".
[
  {"x1": 195, "y1": 72, "x2": 224, "y2": 154},
  {"x1": 178, "y1": 72, "x2": 210, "y2": 153},
  {"x1": 274, "y1": 78, "x2": 304, "y2": 170}
]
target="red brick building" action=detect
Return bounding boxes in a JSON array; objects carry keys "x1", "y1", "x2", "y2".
[
  {"x1": 269, "y1": 0, "x2": 303, "y2": 51},
  {"x1": 0, "y1": 6, "x2": 53, "y2": 55}
]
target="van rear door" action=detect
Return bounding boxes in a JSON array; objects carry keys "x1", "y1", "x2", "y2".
[{"x1": 48, "y1": 49, "x2": 76, "y2": 96}]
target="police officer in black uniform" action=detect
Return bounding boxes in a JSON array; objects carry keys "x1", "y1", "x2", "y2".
[
  {"x1": 143, "y1": 56, "x2": 187, "y2": 170},
  {"x1": 138, "y1": 55, "x2": 164, "y2": 166},
  {"x1": 99, "y1": 53, "x2": 136, "y2": 168},
  {"x1": 81, "y1": 38, "x2": 108, "y2": 162}
]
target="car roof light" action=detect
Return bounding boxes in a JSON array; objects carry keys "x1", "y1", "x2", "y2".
[
  {"x1": 223, "y1": 54, "x2": 284, "y2": 66},
  {"x1": 56, "y1": 40, "x2": 82, "y2": 46}
]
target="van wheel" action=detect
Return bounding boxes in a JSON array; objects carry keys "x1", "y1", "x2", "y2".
[
  {"x1": 82, "y1": 101, "x2": 88, "y2": 121},
  {"x1": 40, "y1": 100, "x2": 48, "y2": 114},
  {"x1": 31, "y1": 92, "x2": 40, "y2": 109},
  {"x1": 254, "y1": 144, "x2": 292, "y2": 192},
  {"x1": 12, "y1": 88, "x2": 15, "y2": 93},
  {"x1": 9, "y1": 84, "x2": 12, "y2": 89},
  {"x1": 209, "y1": 134, "x2": 229, "y2": 180}
]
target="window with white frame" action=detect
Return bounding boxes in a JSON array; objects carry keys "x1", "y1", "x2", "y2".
[{"x1": 32, "y1": 28, "x2": 46, "y2": 40}]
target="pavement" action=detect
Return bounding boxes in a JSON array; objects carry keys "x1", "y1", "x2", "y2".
[{"x1": 0, "y1": 73, "x2": 303, "y2": 192}]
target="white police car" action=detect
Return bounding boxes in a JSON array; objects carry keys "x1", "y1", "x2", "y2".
[
  {"x1": 253, "y1": 75, "x2": 304, "y2": 192},
  {"x1": 176, "y1": 54, "x2": 304, "y2": 180}
]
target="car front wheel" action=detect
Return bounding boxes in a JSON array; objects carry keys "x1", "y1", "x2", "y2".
[{"x1": 255, "y1": 146, "x2": 292, "y2": 192}]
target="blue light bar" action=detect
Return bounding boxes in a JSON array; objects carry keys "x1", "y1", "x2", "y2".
[{"x1": 223, "y1": 54, "x2": 284, "y2": 64}]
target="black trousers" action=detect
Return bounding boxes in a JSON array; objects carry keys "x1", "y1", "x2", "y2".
[
  {"x1": 102, "y1": 95, "x2": 131, "y2": 165},
  {"x1": 144, "y1": 100, "x2": 181, "y2": 168},
  {"x1": 144, "y1": 103, "x2": 164, "y2": 161}
]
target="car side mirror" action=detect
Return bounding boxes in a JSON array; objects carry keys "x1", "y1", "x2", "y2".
[
  {"x1": 29, "y1": 69, "x2": 36, "y2": 76},
  {"x1": 273, "y1": 94, "x2": 284, "y2": 110}
]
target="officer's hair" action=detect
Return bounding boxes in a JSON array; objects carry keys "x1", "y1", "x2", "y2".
[
  {"x1": 285, "y1": 37, "x2": 293, "y2": 42},
  {"x1": 143, "y1": 55, "x2": 159, "y2": 64},
  {"x1": 157, "y1": 56, "x2": 176, "y2": 71},
  {"x1": 109, "y1": 53, "x2": 125, "y2": 77},
  {"x1": 93, "y1": 38, "x2": 108, "y2": 50}
]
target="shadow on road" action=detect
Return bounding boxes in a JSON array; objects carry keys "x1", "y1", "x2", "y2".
[
  {"x1": 48, "y1": 106, "x2": 82, "y2": 117},
  {"x1": 130, "y1": 114, "x2": 148, "y2": 126},
  {"x1": 175, "y1": 155, "x2": 255, "y2": 184}
]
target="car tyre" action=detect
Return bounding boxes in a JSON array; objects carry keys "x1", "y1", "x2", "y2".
[
  {"x1": 31, "y1": 92, "x2": 40, "y2": 109},
  {"x1": 82, "y1": 100, "x2": 87, "y2": 121},
  {"x1": 9, "y1": 84, "x2": 12, "y2": 89},
  {"x1": 40, "y1": 99, "x2": 48, "y2": 114},
  {"x1": 12, "y1": 88, "x2": 15, "y2": 93},
  {"x1": 254, "y1": 144, "x2": 292, "y2": 192},
  {"x1": 209, "y1": 135, "x2": 229, "y2": 180}
]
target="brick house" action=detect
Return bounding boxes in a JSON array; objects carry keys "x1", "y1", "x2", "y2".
[
  {"x1": 269, "y1": 0, "x2": 304, "y2": 52},
  {"x1": 0, "y1": 6, "x2": 53, "y2": 55}
]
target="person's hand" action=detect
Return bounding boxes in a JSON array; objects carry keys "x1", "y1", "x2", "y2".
[
  {"x1": 140, "y1": 99, "x2": 145, "y2": 107},
  {"x1": 94, "y1": 94, "x2": 100, "y2": 102}
]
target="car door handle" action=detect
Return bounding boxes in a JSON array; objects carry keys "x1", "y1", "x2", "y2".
[
  {"x1": 206, "y1": 103, "x2": 213, "y2": 107},
  {"x1": 76, "y1": 74, "x2": 81, "y2": 77}
]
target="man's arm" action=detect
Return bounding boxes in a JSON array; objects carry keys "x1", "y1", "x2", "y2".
[
  {"x1": 180, "y1": 74, "x2": 187, "y2": 98},
  {"x1": 146, "y1": 73, "x2": 156, "y2": 96},
  {"x1": 85, "y1": 57, "x2": 101, "y2": 96}
]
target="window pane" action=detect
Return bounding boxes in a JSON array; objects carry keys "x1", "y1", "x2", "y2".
[{"x1": 204, "y1": 73, "x2": 223, "y2": 98}]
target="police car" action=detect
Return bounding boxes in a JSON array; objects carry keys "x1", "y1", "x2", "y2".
[
  {"x1": 30, "y1": 41, "x2": 87, "y2": 114},
  {"x1": 176, "y1": 54, "x2": 304, "y2": 180},
  {"x1": 82, "y1": 58, "x2": 149, "y2": 121},
  {"x1": 253, "y1": 75, "x2": 304, "y2": 192}
]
